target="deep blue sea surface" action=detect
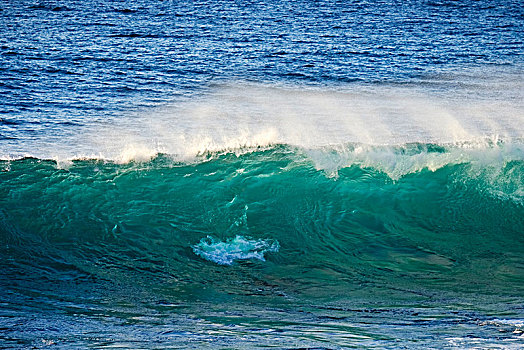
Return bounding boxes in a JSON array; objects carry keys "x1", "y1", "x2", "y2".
[{"x1": 1, "y1": 0, "x2": 524, "y2": 348}]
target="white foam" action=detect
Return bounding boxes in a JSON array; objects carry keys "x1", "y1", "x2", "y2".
[
  {"x1": 192, "y1": 235, "x2": 280, "y2": 265},
  {"x1": 304, "y1": 140, "x2": 524, "y2": 179},
  {"x1": 480, "y1": 319, "x2": 524, "y2": 330}
]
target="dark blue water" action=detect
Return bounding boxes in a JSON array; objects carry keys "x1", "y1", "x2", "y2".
[{"x1": 1, "y1": 1, "x2": 524, "y2": 349}]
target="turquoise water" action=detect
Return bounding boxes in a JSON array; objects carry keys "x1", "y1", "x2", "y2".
[
  {"x1": 1, "y1": 0, "x2": 524, "y2": 348},
  {"x1": 1, "y1": 142, "x2": 523, "y2": 348}
]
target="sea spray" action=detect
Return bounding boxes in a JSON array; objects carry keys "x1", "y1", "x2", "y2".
[{"x1": 2, "y1": 78, "x2": 523, "y2": 162}]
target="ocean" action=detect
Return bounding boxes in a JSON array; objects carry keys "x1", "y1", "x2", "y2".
[{"x1": 1, "y1": 0, "x2": 523, "y2": 348}]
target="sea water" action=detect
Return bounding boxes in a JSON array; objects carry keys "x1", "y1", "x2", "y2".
[{"x1": 1, "y1": 0, "x2": 523, "y2": 348}]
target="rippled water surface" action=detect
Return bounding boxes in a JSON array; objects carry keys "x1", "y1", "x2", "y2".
[{"x1": 1, "y1": 0, "x2": 523, "y2": 349}]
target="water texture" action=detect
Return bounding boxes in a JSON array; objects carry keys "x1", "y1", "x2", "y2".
[{"x1": 1, "y1": 0, "x2": 523, "y2": 349}]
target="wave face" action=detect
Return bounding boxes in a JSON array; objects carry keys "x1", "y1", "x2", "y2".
[
  {"x1": 2, "y1": 145, "x2": 523, "y2": 280},
  {"x1": 1, "y1": 144, "x2": 524, "y2": 348},
  {"x1": 1, "y1": 0, "x2": 524, "y2": 348}
]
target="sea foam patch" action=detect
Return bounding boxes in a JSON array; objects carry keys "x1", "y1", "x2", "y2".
[{"x1": 192, "y1": 235, "x2": 280, "y2": 265}]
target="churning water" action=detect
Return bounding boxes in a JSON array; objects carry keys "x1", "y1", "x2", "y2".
[{"x1": 1, "y1": 1, "x2": 523, "y2": 349}]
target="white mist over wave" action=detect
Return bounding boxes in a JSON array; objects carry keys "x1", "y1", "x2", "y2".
[
  {"x1": 1, "y1": 68, "x2": 523, "y2": 166},
  {"x1": 89, "y1": 68, "x2": 523, "y2": 163}
]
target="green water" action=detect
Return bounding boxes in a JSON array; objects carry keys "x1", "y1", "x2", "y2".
[{"x1": 1, "y1": 143, "x2": 523, "y2": 348}]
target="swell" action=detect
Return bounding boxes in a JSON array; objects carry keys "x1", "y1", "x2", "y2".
[{"x1": 1, "y1": 144, "x2": 523, "y2": 298}]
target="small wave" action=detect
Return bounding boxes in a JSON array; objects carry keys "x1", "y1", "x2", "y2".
[
  {"x1": 108, "y1": 33, "x2": 164, "y2": 39},
  {"x1": 192, "y1": 235, "x2": 280, "y2": 265},
  {"x1": 480, "y1": 319, "x2": 524, "y2": 333},
  {"x1": 112, "y1": 8, "x2": 138, "y2": 14},
  {"x1": 0, "y1": 118, "x2": 22, "y2": 126},
  {"x1": 28, "y1": 5, "x2": 72, "y2": 11}
]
